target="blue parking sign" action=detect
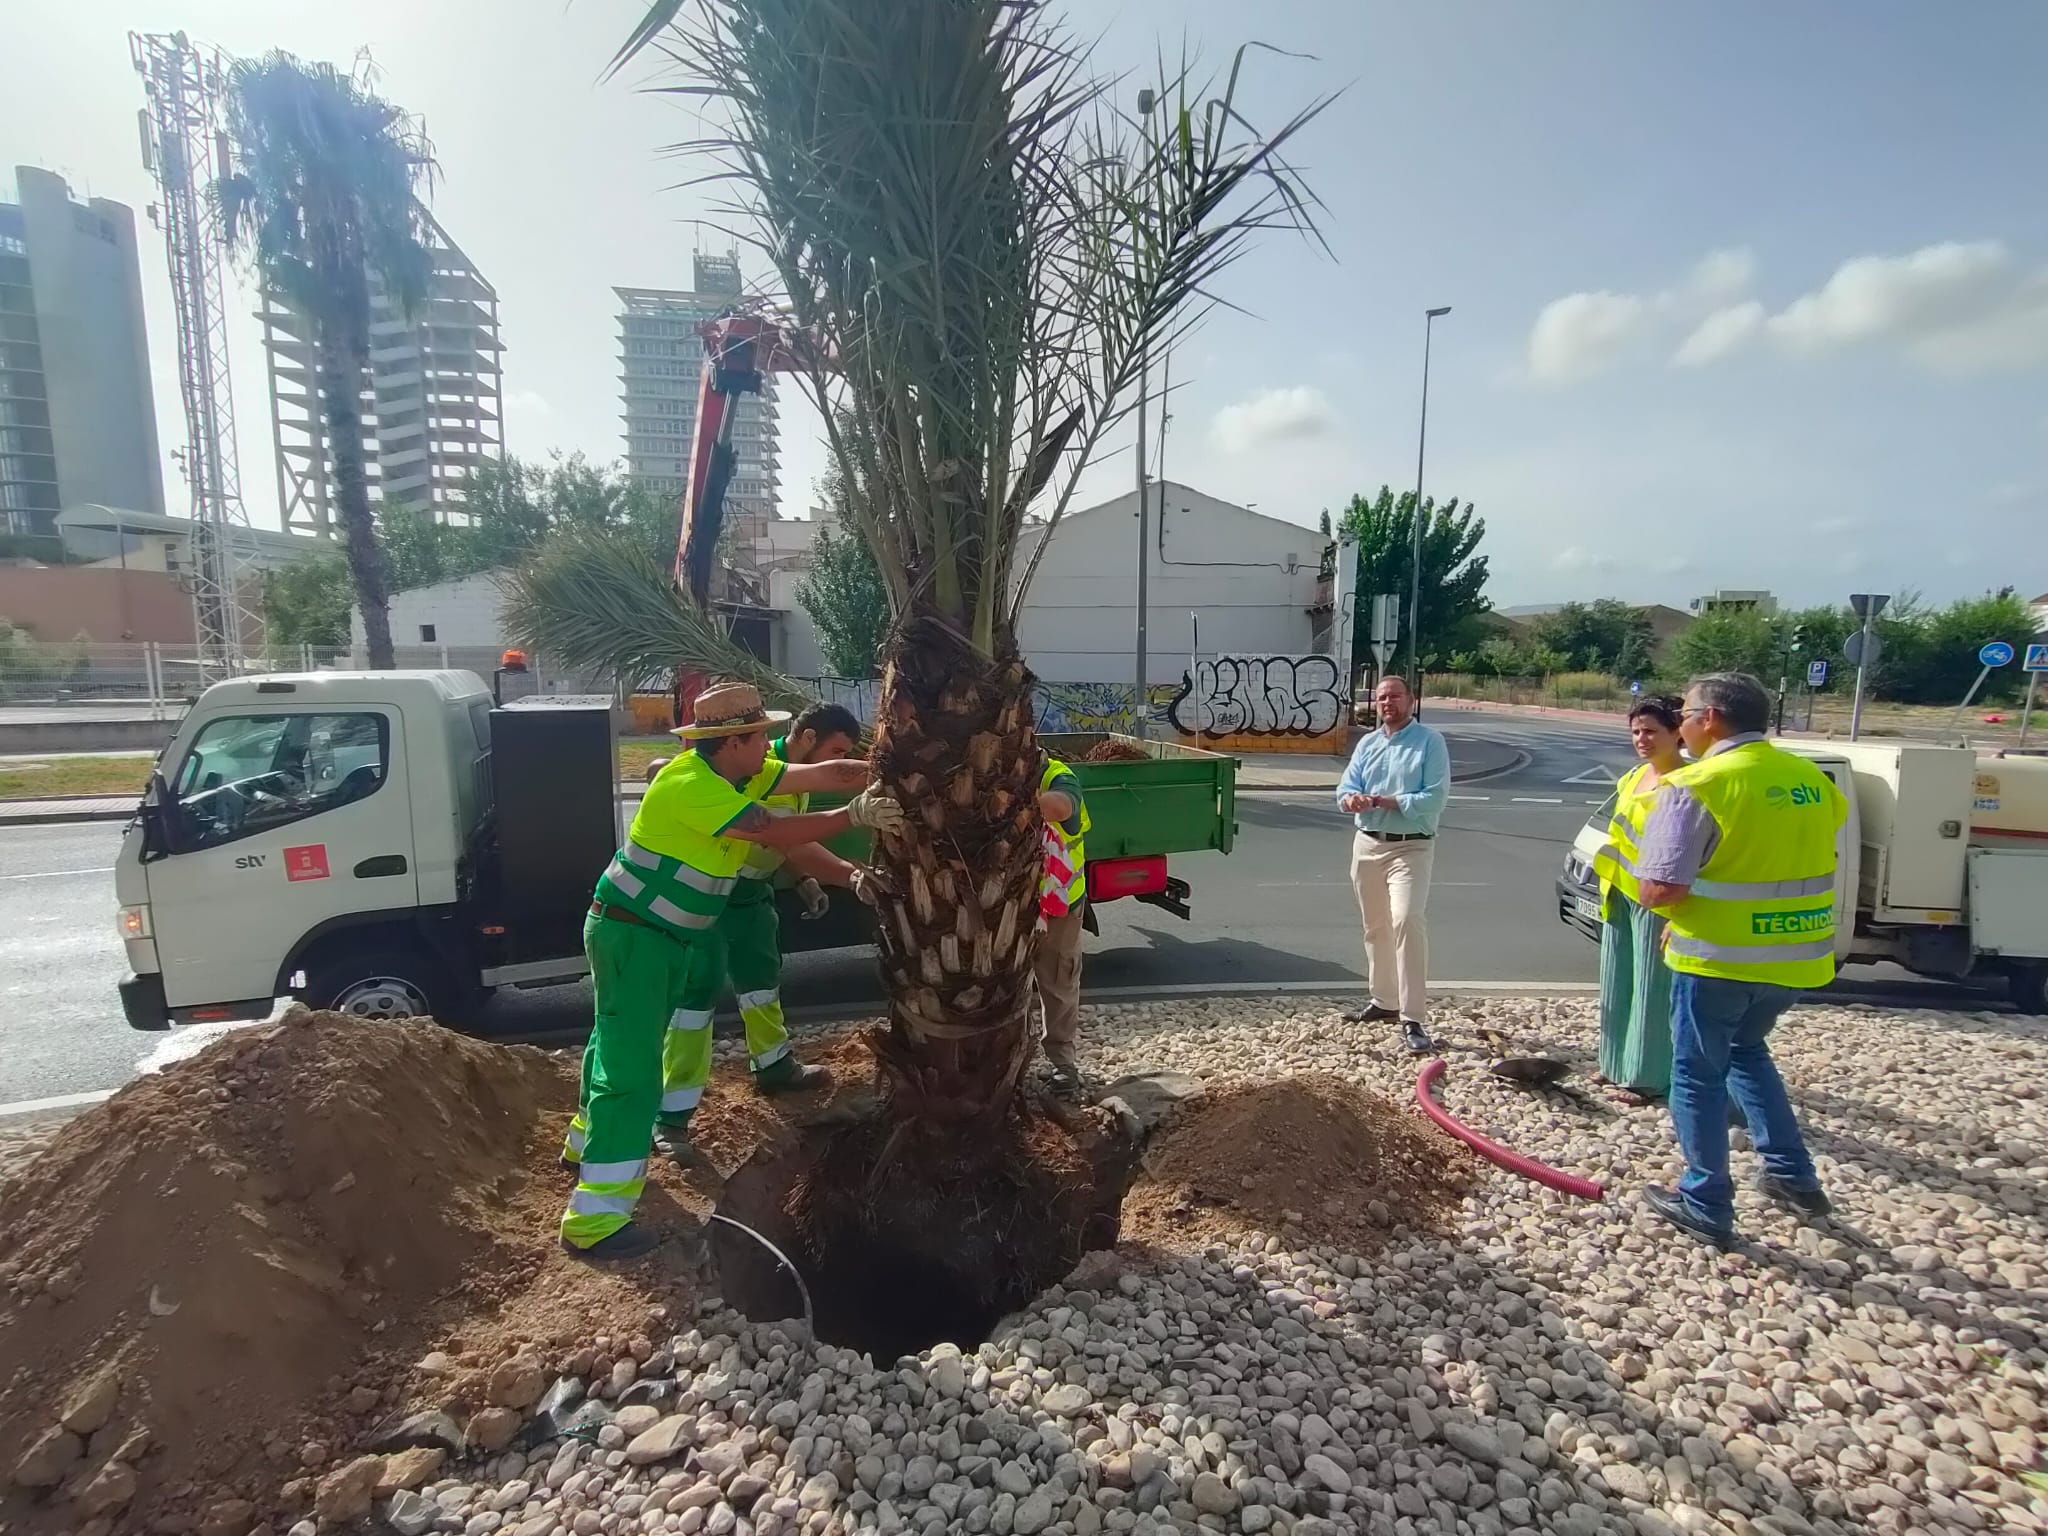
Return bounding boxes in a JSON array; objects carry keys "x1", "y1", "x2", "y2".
[{"x1": 1807, "y1": 659, "x2": 1828, "y2": 687}]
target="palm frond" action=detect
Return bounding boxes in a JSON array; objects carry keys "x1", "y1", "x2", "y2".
[
  {"x1": 622, "y1": 0, "x2": 1329, "y2": 656},
  {"x1": 499, "y1": 531, "x2": 808, "y2": 709}
]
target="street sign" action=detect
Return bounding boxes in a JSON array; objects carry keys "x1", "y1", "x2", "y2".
[
  {"x1": 1807, "y1": 659, "x2": 1828, "y2": 687},
  {"x1": 1844, "y1": 629, "x2": 1883, "y2": 667},
  {"x1": 1369, "y1": 593, "x2": 1401, "y2": 676},
  {"x1": 1980, "y1": 640, "x2": 2016, "y2": 668},
  {"x1": 1629, "y1": 680, "x2": 1642, "y2": 696},
  {"x1": 2027, "y1": 643, "x2": 2048, "y2": 673},
  {"x1": 1849, "y1": 593, "x2": 1892, "y2": 621}
]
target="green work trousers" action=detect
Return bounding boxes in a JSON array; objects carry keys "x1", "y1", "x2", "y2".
[
  {"x1": 559, "y1": 910, "x2": 718, "y2": 1249},
  {"x1": 1598, "y1": 889, "x2": 1674, "y2": 1097},
  {"x1": 658, "y1": 880, "x2": 795, "y2": 1128}
]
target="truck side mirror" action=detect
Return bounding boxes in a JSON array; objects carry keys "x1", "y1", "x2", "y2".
[{"x1": 138, "y1": 771, "x2": 187, "y2": 861}]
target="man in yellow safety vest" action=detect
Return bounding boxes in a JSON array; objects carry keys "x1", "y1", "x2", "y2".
[
  {"x1": 1634, "y1": 671, "x2": 1847, "y2": 1247},
  {"x1": 1035, "y1": 754, "x2": 1091, "y2": 1097}
]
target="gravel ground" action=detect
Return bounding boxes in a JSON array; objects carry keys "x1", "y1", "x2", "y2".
[{"x1": 23, "y1": 997, "x2": 2048, "y2": 1536}]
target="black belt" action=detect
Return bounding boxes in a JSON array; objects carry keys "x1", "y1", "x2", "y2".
[
  {"x1": 1362, "y1": 830, "x2": 1433, "y2": 843},
  {"x1": 591, "y1": 900, "x2": 664, "y2": 933}
]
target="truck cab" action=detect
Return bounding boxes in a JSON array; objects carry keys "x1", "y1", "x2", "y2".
[{"x1": 115, "y1": 671, "x2": 610, "y2": 1029}]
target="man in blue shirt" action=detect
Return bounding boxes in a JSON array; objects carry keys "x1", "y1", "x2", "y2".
[{"x1": 1335, "y1": 674, "x2": 1451, "y2": 1052}]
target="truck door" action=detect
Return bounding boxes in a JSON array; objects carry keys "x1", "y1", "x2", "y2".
[
  {"x1": 145, "y1": 706, "x2": 417, "y2": 1011},
  {"x1": 1821, "y1": 761, "x2": 1860, "y2": 960}
]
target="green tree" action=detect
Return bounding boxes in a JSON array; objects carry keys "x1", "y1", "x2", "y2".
[
  {"x1": 1874, "y1": 589, "x2": 2038, "y2": 704},
  {"x1": 1667, "y1": 608, "x2": 1779, "y2": 680},
  {"x1": 797, "y1": 481, "x2": 889, "y2": 677},
  {"x1": 218, "y1": 54, "x2": 435, "y2": 669},
  {"x1": 1335, "y1": 487, "x2": 1491, "y2": 672},
  {"x1": 1529, "y1": 599, "x2": 1654, "y2": 677},
  {"x1": 262, "y1": 553, "x2": 354, "y2": 647}
]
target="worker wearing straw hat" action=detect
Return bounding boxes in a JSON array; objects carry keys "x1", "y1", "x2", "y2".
[{"x1": 560, "y1": 680, "x2": 903, "y2": 1260}]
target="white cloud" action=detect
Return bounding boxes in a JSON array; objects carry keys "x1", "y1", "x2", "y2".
[
  {"x1": 1209, "y1": 386, "x2": 1339, "y2": 454},
  {"x1": 1687, "y1": 248, "x2": 1757, "y2": 304},
  {"x1": 1527, "y1": 292, "x2": 1651, "y2": 384},
  {"x1": 1673, "y1": 301, "x2": 1766, "y2": 367},
  {"x1": 1550, "y1": 544, "x2": 1617, "y2": 574}
]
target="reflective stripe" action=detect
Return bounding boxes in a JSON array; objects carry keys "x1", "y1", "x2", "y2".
[
  {"x1": 621, "y1": 841, "x2": 662, "y2": 870},
  {"x1": 577, "y1": 1158, "x2": 647, "y2": 1185},
  {"x1": 668, "y1": 1007, "x2": 713, "y2": 1034},
  {"x1": 649, "y1": 895, "x2": 714, "y2": 929},
  {"x1": 751, "y1": 1039, "x2": 791, "y2": 1071},
  {"x1": 660, "y1": 1085, "x2": 704, "y2": 1114},
  {"x1": 604, "y1": 862, "x2": 647, "y2": 899},
  {"x1": 568, "y1": 1189, "x2": 638, "y2": 1217},
  {"x1": 563, "y1": 1124, "x2": 588, "y2": 1154},
  {"x1": 675, "y1": 864, "x2": 736, "y2": 897},
  {"x1": 1691, "y1": 874, "x2": 1834, "y2": 902},
  {"x1": 735, "y1": 988, "x2": 779, "y2": 1015},
  {"x1": 736, "y1": 864, "x2": 775, "y2": 880},
  {"x1": 1666, "y1": 934, "x2": 1835, "y2": 965}
]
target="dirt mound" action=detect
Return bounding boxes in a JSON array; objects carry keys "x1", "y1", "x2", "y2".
[
  {"x1": 1083, "y1": 739, "x2": 1151, "y2": 763},
  {"x1": 0, "y1": 1012, "x2": 574, "y2": 1532},
  {"x1": 1121, "y1": 1075, "x2": 1476, "y2": 1251}
]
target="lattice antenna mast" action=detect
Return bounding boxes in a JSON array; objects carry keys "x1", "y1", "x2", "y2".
[{"x1": 132, "y1": 30, "x2": 257, "y2": 675}]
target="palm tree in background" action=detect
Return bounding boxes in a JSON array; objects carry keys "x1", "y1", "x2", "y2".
[
  {"x1": 217, "y1": 53, "x2": 434, "y2": 669},
  {"x1": 527, "y1": 0, "x2": 1329, "y2": 1134}
]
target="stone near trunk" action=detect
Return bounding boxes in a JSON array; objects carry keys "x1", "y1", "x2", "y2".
[
  {"x1": 61, "y1": 1368, "x2": 122, "y2": 1435},
  {"x1": 374, "y1": 1448, "x2": 447, "y2": 1495},
  {"x1": 1012, "y1": 1489, "x2": 1056, "y2": 1534},
  {"x1": 487, "y1": 1357, "x2": 548, "y2": 1411},
  {"x1": 1190, "y1": 1473, "x2": 1238, "y2": 1515},
  {"x1": 626, "y1": 1416, "x2": 693, "y2": 1465},
  {"x1": 75, "y1": 1460, "x2": 140, "y2": 1518},
  {"x1": 1042, "y1": 1385, "x2": 1092, "y2": 1417},
  {"x1": 12, "y1": 1426, "x2": 83, "y2": 1488},
  {"x1": 200, "y1": 1498, "x2": 257, "y2": 1536},
  {"x1": 369, "y1": 1410, "x2": 468, "y2": 1456},
  {"x1": 1302, "y1": 1454, "x2": 1351, "y2": 1493},
  {"x1": 1442, "y1": 1422, "x2": 1504, "y2": 1465},
  {"x1": 615, "y1": 1405, "x2": 663, "y2": 1439},
  {"x1": 384, "y1": 1490, "x2": 438, "y2": 1536},
  {"x1": 465, "y1": 1409, "x2": 522, "y2": 1454},
  {"x1": 314, "y1": 1456, "x2": 385, "y2": 1527}
]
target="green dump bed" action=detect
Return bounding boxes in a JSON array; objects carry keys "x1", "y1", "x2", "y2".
[{"x1": 1039, "y1": 733, "x2": 1237, "y2": 858}]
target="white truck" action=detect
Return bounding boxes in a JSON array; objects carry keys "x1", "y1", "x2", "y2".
[
  {"x1": 1556, "y1": 739, "x2": 2048, "y2": 1013},
  {"x1": 116, "y1": 671, "x2": 625, "y2": 1030}
]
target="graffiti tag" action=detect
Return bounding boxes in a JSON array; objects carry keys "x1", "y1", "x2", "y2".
[{"x1": 1167, "y1": 654, "x2": 1346, "y2": 738}]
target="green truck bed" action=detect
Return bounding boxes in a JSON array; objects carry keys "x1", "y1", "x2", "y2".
[{"x1": 780, "y1": 733, "x2": 1238, "y2": 949}]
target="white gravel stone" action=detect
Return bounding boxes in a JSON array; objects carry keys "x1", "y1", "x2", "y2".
[{"x1": 444, "y1": 998, "x2": 2048, "y2": 1536}]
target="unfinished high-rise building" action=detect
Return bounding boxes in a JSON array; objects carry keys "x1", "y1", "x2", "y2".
[
  {"x1": 260, "y1": 207, "x2": 503, "y2": 535},
  {"x1": 617, "y1": 251, "x2": 780, "y2": 525}
]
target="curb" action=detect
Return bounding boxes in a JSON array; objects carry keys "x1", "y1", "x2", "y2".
[{"x1": 0, "y1": 805, "x2": 136, "y2": 827}]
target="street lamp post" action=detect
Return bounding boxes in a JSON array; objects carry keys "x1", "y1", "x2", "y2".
[
  {"x1": 1408, "y1": 305, "x2": 1451, "y2": 692},
  {"x1": 1131, "y1": 87, "x2": 1158, "y2": 738}
]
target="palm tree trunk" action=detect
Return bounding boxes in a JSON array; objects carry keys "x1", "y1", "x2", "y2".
[
  {"x1": 315, "y1": 324, "x2": 395, "y2": 669},
  {"x1": 866, "y1": 615, "x2": 1044, "y2": 1123}
]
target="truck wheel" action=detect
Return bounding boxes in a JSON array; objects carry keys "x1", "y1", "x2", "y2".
[
  {"x1": 303, "y1": 945, "x2": 456, "y2": 1023},
  {"x1": 2011, "y1": 963, "x2": 2048, "y2": 1017}
]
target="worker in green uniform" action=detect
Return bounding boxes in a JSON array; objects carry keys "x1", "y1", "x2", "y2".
[
  {"x1": 559, "y1": 681, "x2": 902, "y2": 1260},
  {"x1": 656, "y1": 701, "x2": 871, "y2": 1130}
]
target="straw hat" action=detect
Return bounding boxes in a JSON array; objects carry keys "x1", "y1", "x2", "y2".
[{"x1": 672, "y1": 680, "x2": 792, "y2": 740}]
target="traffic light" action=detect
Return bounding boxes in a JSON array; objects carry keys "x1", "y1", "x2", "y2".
[{"x1": 1789, "y1": 623, "x2": 1807, "y2": 654}]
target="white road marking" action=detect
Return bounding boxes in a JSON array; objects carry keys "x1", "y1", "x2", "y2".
[
  {"x1": 1562, "y1": 765, "x2": 1620, "y2": 785},
  {"x1": 1448, "y1": 794, "x2": 1491, "y2": 801},
  {"x1": 1512, "y1": 796, "x2": 1565, "y2": 804},
  {"x1": 1255, "y1": 880, "x2": 1346, "y2": 887},
  {"x1": 0, "y1": 867, "x2": 114, "y2": 881}
]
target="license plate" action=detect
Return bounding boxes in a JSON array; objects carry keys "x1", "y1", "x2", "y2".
[{"x1": 1574, "y1": 895, "x2": 1601, "y2": 921}]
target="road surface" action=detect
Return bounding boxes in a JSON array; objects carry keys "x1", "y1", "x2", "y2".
[{"x1": 0, "y1": 715, "x2": 2000, "y2": 1114}]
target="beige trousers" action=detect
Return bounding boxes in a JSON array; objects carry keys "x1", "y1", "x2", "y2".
[
  {"x1": 1349, "y1": 833, "x2": 1436, "y2": 1022},
  {"x1": 1035, "y1": 906, "x2": 1085, "y2": 1059}
]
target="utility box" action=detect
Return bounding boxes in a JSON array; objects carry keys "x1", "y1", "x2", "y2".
[
  {"x1": 488, "y1": 697, "x2": 618, "y2": 965},
  {"x1": 1967, "y1": 847, "x2": 2048, "y2": 959},
  {"x1": 1829, "y1": 742, "x2": 1976, "y2": 922}
]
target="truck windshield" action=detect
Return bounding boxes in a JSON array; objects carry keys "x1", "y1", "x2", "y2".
[{"x1": 171, "y1": 711, "x2": 388, "y2": 850}]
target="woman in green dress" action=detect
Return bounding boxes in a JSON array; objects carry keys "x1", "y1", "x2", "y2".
[{"x1": 1595, "y1": 697, "x2": 1685, "y2": 1105}]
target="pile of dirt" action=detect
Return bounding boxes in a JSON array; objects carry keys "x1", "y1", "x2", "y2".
[
  {"x1": 1121, "y1": 1076, "x2": 1477, "y2": 1251},
  {"x1": 0, "y1": 1012, "x2": 579, "y2": 1533},
  {"x1": 1083, "y1": 738, "x2": 1151, "y2": 763}
]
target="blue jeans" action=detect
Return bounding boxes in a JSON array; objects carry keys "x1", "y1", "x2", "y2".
[{"x1": 1669, "y1": 973, "x2": 1820, "y2": 1230}]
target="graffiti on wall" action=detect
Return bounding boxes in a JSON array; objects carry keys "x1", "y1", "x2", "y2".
[
  {"x1": 1032, "y1": 681, "x2": 1177, "y2": 735},
  {"x1": 1167, "y1": 654, "x2": 1346, "y2": 739}
]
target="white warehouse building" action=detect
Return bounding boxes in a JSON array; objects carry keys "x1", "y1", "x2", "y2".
[{"x1": 368, "y1": 482, "x2": 1337, "y2": 690}]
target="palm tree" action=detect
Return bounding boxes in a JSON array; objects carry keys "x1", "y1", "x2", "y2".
[
  {"x1": 217, "y1": 53, "x2": 434, "y2": 669},
  {"x1": 539, "y1": 0, "x2": 1323, "y2": 1107},
  {"x1": 524, "y1": 0, "x2": 1327, "y2": 1299}
]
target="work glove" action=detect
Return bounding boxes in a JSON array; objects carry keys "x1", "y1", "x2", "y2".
[
  {"x1": 848, "y1": 867, "x2": 888, "y2": 907},
  {"x1": 796, "y1": 877, "x2": 829, "y2": 920},
  {"x1": 845, "y1": 786, "x2": 905, "y2": 833}
]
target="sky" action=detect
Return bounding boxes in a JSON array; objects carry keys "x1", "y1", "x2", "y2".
[{"x1": 5, "y1": 0, "x2": 2045, "y2": 611}]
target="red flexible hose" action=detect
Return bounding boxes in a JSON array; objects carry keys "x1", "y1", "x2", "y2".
[{"x1": 1414, "y1": 1059, "x2": 1606, "y2": 1202}]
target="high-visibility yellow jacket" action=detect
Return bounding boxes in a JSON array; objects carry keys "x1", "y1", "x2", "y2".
[
  {"x1": 1038, "y1": 758, "x2": 1090, "y2": 918},
  {"x1": 1658, "y1": 741, "x2": 1847, "y2": 988},
  {"x1": 1594, "y1": 762, "x2": 1657, "y2": 914}
]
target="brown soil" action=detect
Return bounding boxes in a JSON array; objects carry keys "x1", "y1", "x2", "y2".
[
  {"x1": 1120, "y1": 1076, "x2": 1478, "y2": 1252},
  {"x1": 1083, "y1": 739, "x2": 1151, "y2": 763}
]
